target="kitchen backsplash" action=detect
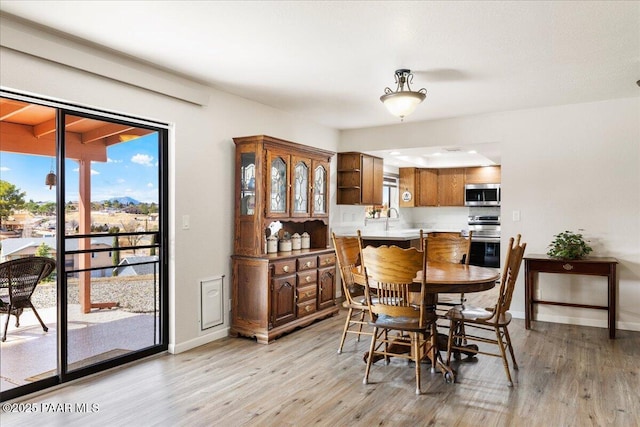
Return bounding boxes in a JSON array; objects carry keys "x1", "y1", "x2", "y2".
[{"x1": 332, "y1": 204, "x2": 501, "y2": 234}]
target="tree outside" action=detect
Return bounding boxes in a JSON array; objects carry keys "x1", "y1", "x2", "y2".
[
  {"x1": 0, "y1": 179, "x2": 26, "y2": 228},
  {"x1": 35, "y1": 242, "x2": 53, "y2": 258}
]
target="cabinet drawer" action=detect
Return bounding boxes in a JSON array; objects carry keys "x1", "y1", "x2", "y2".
[
  {"x1": 318, "y1": 253, "x2": 336, "y2": 267},
  {"x1": 297, "y1": 271, "x2": 317, "y2": 286},
  {"x1": 297, "y1": 256, "x2": 317, "y2": 271},
  {"x1": 272, "y1": 260, "x2": 297, "y2": 276},
  {"x1": 297, "y1": 283, "x2": 317, "y2": 302},
  {"x1": 297, "y1": 299, "x2": 317, "y2": 317}
]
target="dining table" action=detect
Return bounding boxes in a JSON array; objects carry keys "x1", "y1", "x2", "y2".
[{"x1": 351, "y1": 260, "x2": 500, "y2": 380}]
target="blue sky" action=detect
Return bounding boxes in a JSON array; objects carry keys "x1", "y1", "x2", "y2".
[{"x1": 1, "y1": 133, "x2": 159, "y2": 204}]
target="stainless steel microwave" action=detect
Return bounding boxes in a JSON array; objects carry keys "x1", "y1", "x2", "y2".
[{"x1": 464, "y1": 183, "x2": 500, "y2": 206}]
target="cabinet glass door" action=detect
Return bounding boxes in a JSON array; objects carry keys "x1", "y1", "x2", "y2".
[
  {"x1": 240, "y1": 153, "x2": 256, "y2": 215},
  {"x1": 292, "y1": 159, "x2": 309, "y2": 215},
  {"x1": 270, "y1": 156, "x2": 287, "y2": 214},
  {"x1": 313, "y1": 163, "x2": 328, "y2": 216}
]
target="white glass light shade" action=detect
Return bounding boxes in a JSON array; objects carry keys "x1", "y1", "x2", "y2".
[{"x1": 380, "y1": 91, "x2": 426, "y2": 119}]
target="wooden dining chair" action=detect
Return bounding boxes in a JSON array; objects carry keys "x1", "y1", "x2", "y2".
[
  {"x1": 445, "y1": 235, "x2": 526, "y2": 386},
  {"x1": 332, "y1": 231, "x2": 373, "y2": 354},
  {"x1": 422, "y1": 230, "x2": 473, "y2": 308},
  {"x1": 0, "y1": 257, "x2": 56, "y2": 342},
  {"x1": 361, "y1": 244, "x2": 453, "y2": 394}
]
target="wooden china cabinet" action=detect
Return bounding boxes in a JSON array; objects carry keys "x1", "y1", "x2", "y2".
[{"x1": 231, "y1": 135, "x2": 338, "y2": 344}]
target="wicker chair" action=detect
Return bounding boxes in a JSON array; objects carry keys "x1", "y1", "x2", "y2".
[{"x1": 0, "y1": 257, "x2": 56, "y2": 341}]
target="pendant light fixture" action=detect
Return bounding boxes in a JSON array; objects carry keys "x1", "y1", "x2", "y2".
[
  {"x1": 380, "y1": 69, "x2": 427, "y2": 121},
  {"x1": 45, "y1": 159, "x2": 56, "y2": 189}
]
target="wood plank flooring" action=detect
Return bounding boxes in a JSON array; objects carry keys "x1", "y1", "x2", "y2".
[{"x1": 3, "y1": 290, "x2": 639, "y2": 426}]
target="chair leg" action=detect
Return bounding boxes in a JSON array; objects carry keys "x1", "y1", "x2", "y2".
[
  {"x1": 2, "y1": 306, "x2": 11, "y2": 342},
  {"x1": 363, "y1": 326, "x2": 379, "y2": 385},
  {"x1": 446, "y1": 319, "x2": 456, "y2": 365},
  {"x1": 413, "y1": 332, "x2": 422, "y2": 395},
  {"x1": 29, "y1": 302, "x2": 49, "y2": 333},
  {"x1": 356, "y1": 310, "x2": 365, "y2": 341},
  {"x1": 383, "y1": 329, "x2": 391, "y2": 365},
  {"x1": 337, "y1": 307, "x2": 354, "y2": 354},
  {"x1": 503, "y1": 325, "x2": 518, "y2": 370},
  {"x1": 495, "y1": 326, "x2": 513, "y2": 387}
]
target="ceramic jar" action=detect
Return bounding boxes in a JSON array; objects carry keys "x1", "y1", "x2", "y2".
[
  {"x1": 279, "y1": 239, "x2": 292, "y2": 252},
  {"x1": 267, "y1": 235, "x2": 278, "y2": 253},
  {"x1": 301, "y1": 232, "x2": 311, "y2": 249},
  {"x1": 291, "y1": 233, "x2": 301, "y2": 250}
]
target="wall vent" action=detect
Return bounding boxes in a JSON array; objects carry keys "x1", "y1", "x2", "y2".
[{"x1": 200, "y1": 275, "x2": 224, "y2": 330}]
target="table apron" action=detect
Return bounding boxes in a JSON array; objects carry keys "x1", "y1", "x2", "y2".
[{"x1": 526, "y1": 260, "x2": 613, "y2": 276}]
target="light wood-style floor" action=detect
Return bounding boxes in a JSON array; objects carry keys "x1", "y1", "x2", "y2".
[{"x1": 3, "y1": 290, "x2": 639, "y2": 426}]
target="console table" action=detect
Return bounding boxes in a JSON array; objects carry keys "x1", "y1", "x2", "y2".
[{"x1": 524, "y1": 254, "x2": 618, "y2": 338}]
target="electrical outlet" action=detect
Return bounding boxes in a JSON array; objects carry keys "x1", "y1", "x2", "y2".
[{"x1": 512, "y1": 210, "x2": 521, "y2": 222}]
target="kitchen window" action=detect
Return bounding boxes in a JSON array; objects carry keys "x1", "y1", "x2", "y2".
[{"x1": 383, "y1": 174, "x2": 399, "y2": 213}]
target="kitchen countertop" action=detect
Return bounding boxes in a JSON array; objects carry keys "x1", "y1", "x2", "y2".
[{"x1": 341, "y1": 229, "x2": 465, "y2": 241}]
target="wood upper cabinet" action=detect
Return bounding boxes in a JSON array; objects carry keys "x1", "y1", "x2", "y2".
[
  {"x1": 266, "y1": 152, "x2": 330, "y2": 219},
  {"x1": 465, "y1": 166, "x2": 501, "y2": 184},
  {"x1": 291, "y1": 155, "x2": 311, "y2": 217},
  {"x1": 266, "y1": 149, "x2": 290, "y2": 218},
  {"x1": 400, "y1": 167, "x2": 465, "y2": 207},
  {"x1": 311, "y1": 160, "x2": 329, "y2": 217},
  {"x1": 417, "y1": 168, "x2": 439, "y2": 207},
  {"x1": 399, "y1": 167, "x2": 417, "y2": 207},
  {"x1": 233, "y1": 135, "x2": 334, "y2": 256},
  {"x1": 437, "y1": 168, "x2": 465, "y2": 206},
  {"x1": 400, "y1": 167, "x2": 439, "y2": 207},
  {"x1": 337, "y1": 152, "x2": 383, "y2": 205}
]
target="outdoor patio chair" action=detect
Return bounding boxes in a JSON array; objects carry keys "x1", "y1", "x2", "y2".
[{"x1": 0, "y1": 257, "x2": 56, "y2": 342}]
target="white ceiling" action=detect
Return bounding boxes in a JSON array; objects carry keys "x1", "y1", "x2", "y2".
[{"x1": 1, "y1": 1, "x2": 639, "y2": 166}]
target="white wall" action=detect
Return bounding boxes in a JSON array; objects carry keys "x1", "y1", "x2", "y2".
[
  {"x1": 0, "y1": 46, "x2": 339, "y2": 353},
  {"x1": 2, "y1": 17, "x2": 638, "y2": 347},
  {"x1": 341, "y1": 98, "x2": 640, "y2": 332}
]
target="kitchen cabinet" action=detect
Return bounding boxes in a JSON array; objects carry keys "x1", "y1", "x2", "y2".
[
  {"x1": 231, "y1": 250, "x2": 337, "y2": 344},
  {"x1": 417, "y1": 168, "x2": 439, "y2": 206},
  {"x1": 399, "y1": 167, "x2": 464, "y2": 207},
  {"x1": 437, "y1": 168, "x2": 465, "y2": 206},
  {"x1": 337, "y1": 152, "x2": 383, "y2": 205},
  {"x1": 399, "y1": 167, "x2": 418, "y2": 207},
  {"x1": 231, "y1": 135, "x2": 338, "y2": 344},
  {"x1": 465, "y1": 166, "x2": 501, "y2": 184}
]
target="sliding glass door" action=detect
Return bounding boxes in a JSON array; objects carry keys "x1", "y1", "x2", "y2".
[
  {"x1": 0, "y1": 93, "x2": 169, "y2": 401},
  {"x1": 61, "y1": 111, "x2": 165, "y2": 378}
]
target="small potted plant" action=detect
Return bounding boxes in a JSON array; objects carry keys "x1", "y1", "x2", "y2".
[{"x1": 547, "y1": 230, "x2": 593, "y2": 259}]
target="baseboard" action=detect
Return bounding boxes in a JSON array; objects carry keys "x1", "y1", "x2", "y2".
[
  {"x1": 169, "y1": 327, "x2": 229, "y2": 354},
  {"x1": 511, "y1": 311, "x2": 640, "y2": 332}
]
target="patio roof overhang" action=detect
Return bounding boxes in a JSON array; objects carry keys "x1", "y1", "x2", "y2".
[{"x1": 0, "y1": 98, "x2": 153, "y2": 161}]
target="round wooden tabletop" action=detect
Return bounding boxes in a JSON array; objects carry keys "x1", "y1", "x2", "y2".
[
  {"x1": 352, "y1": 262, "x2": 499, "y2": 294},
  {"x1": 420, "y1": 261, "x2": 500, "y2": 293}
]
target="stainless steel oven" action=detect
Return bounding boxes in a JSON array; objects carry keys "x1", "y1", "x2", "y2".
[
  {"x1": 469, "y1": 239, "x2": 500, "y2": 268},
  {"x1": 467, "y1": 215, "x2": 501, "y2": 268}
]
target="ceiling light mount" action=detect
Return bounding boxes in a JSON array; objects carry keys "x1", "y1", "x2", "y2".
[{"x1": 380, "y1": 69, "x2": 427, "y2": 121}]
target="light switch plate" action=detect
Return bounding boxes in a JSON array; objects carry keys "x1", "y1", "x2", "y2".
[{"x1": 182, "y1": 214, "x2": 190, "y2": 230}]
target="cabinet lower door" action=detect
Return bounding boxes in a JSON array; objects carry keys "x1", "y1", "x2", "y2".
[
  {"x1": 271, "y1": 274, "x2": 296, "y2": 327},
  {"x1": 317, "y1": 266, "x2": 336, "y2": 310}
]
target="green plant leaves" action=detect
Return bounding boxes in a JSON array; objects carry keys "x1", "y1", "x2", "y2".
[{"x1": 547, "y1": 230, "x2": 593, "y2": 259}]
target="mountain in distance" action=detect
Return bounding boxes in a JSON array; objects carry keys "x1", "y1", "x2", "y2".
[{"x1": 106, "y1": 196, "x2": 140, "y2": 205}]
